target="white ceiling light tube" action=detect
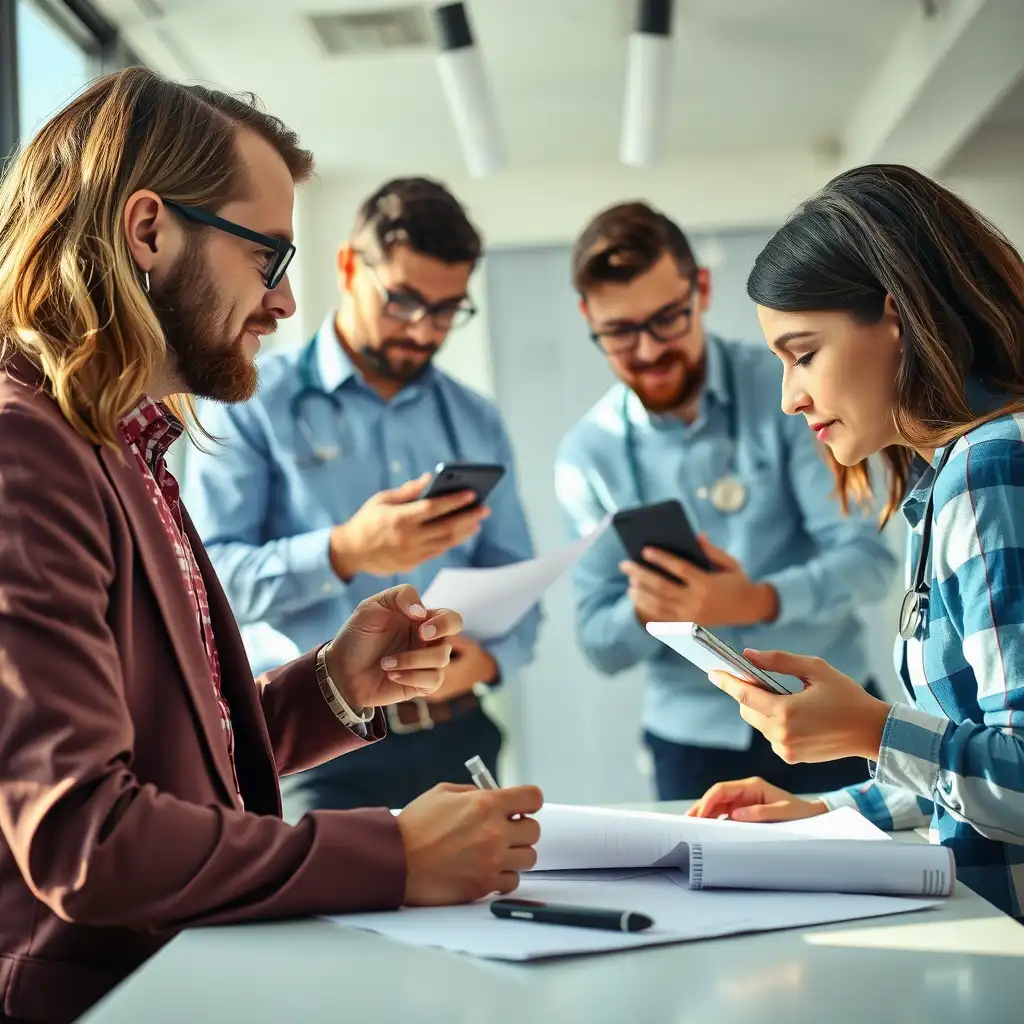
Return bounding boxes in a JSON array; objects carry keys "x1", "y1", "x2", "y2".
[
  {"x1": 432, "y1": 2, "x2": 505, "y2": 178},
  {"x1": 620, "y1": 0, "x2": 676, "y2": 167}
]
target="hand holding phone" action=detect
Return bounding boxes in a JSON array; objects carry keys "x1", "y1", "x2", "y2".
[
  {"x1": 612, "y1": 500, "x2": 712, "y2": 578},
  {"x1": 645, "y1": 621, "x2": 801, "y2": 695},
  {"x1": 328, "y1": 470, "x2": 493, "y2": 580},
  {"x1": 614, "y1": 506, "x2": 778, "y2": 629},
  {"x1": 420, "y1": 462, "x2": 505, "y2": 522}
]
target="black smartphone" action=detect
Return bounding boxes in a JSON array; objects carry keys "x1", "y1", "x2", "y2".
[
  {"x1": 420, "y1": 462, "x2": 505, "y2": 520},
  {"x1": 611, "y1": 499, "x2": 712, "y2": 579}
]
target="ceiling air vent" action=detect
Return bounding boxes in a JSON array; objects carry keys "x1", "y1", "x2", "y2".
[{"x1": 308, "y1": 6, "x2": 433, "y2": 56}]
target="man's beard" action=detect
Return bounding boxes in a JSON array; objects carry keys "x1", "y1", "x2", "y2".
[
  {"x1": 356, "y1": 337, "x2": 439, "y2": 384},
  {"x1": 151, "y1": 240, "x2": 270, "y2": 403},
  {"x1": 627, "y1": 349, "x2": 707, "y2": 414}
]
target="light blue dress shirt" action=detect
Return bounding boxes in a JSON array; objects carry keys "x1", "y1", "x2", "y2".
[
  {"x1": 183, "y1": 313, "x2": 540, "y2": 682},
  {"x1": 555, "y1": 334, "x2": 898, "y2": 749}
]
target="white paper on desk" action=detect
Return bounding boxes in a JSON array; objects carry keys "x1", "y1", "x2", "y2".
[
  {"x1": 421, "y1": 518, "x2": 610, "y2": 641},
  {"x1": 528, "y1": 805, "x2": 952, "y2": 899},
  {"x1": 691, "y1": 839, "x2": 954, "y2": 897},
  {"x1": 530, "y1": 803, "x2": 888, "y2": 871},
  {"x1": 324, "y1": 871, "x2": 943, "y2": 962}
]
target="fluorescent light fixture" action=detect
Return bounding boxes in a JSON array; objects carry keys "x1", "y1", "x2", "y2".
[
  {"x1": 433, "y1": 2, "x2": 505, "y2": 178},
  {"x1": 619, "y1": 0, "x2": 675, "y2": 167}
]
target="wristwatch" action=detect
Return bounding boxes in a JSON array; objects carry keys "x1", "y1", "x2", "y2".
[{"x1": 315, "y1": 640, "x2": 376, "y2": 728}]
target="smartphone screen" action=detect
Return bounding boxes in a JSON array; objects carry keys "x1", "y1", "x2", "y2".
[
  {"x1": 611, "y1": 500, "x2": 712, "y2": 577},
  {"x1": 695, "y1": 627, "x2": 795, "y2": 695},
  {"x1": 420, "y1": 463, "x2": 505, "y2": 520}
]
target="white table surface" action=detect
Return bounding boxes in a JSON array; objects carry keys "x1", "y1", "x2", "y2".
[{"x1": 80, "y1": 801, "x2": 1024, "y2": 1024}]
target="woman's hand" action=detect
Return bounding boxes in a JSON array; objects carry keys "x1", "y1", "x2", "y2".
[
  {"x1": 709, "y1": 649, "x2": 892, "y2": 763},
  {"x1": 687, "y1": 777, "x2": 827, "y2": 822}
]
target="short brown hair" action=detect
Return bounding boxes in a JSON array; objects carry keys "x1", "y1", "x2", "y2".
[
  {"x1": 0, "y1": 66, "x2": 314, "y2": 449},
  {"x1": 353, "y1": 177, "x2": 482, "y2": 267},
  {"x1": 572, "y1": 201, "x2": 697, "y2": 295}
]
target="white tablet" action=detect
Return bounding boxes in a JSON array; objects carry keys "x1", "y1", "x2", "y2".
[{"x1": 645, "y1": 621, "x2": 800, "y2": 695}]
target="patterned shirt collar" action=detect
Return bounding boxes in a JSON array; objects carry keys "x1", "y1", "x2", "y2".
[{"x1": 118, "y1": 395, "x2": 184, "y2": 467}]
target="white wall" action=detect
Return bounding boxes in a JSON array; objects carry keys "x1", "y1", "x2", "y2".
[{"x1": 944, "y1": 125, "x2": 1024, "y2": 251}]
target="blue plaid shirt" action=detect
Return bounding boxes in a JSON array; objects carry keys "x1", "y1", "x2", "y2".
[{"x1": 823, "y1": 404, "x2": 1024, "y2": 918}]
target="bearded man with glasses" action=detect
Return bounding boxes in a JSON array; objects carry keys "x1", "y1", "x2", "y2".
[{"x1": 184, "y1": 177, "x2": 539, "y2": 819}]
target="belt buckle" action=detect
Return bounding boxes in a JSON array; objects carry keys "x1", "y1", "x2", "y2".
[{"x1": 386, "y1": 697, "x2": 435, "y2": 735}]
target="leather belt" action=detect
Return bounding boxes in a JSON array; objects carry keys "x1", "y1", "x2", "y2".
[{"x1": 385, "y1": 692, "x2": 479, "y2": 735}]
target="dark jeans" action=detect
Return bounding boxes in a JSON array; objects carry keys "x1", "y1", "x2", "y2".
[
  {"x1": 645, "y1": 680, "x2": 882, "y2": 801},
  {"x1": 280, "y1": 705, "x2": 503, "y2": 820}
]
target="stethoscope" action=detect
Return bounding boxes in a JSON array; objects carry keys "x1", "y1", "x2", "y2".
[
  {"x1": 290, "y1": 335, "x2": 465, "y2": 464},
  {"x1": 622, "y1": 345, "x2": 748, "y2": 513},
  {"x1": 898, "y1": 442, "x2": 957, "y2": 641}
]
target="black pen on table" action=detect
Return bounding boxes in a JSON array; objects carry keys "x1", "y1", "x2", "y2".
[
  {"x1": 463, "y1": 754, "x2": 655, "y2": 934},
  {"x1": 490, "y1": 898, "x2": 653, "y2": 933}
]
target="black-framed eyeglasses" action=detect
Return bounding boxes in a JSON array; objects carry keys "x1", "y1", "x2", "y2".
[
  {"x1": 162, "y1": 198, "x2": 296, "y2": 290},
  {"x1": 589, "y1": 287, "x2": 697, "y2": 355},
  {"x1": 358, "y1": 253, "x2": 477, "y2": 331}
]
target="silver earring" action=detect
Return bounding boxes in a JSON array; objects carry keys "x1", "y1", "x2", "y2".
[{"x1": 142, "y1": 270, "x2": 151, "y2": 294}]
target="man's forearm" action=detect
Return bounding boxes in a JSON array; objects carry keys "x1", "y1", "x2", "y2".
[
  {"x1": 210, "y1": 530, "x2": 346, "y2": 624},
  {"x1": 579, "y1": 595, "x2": 655, "y2": 675}
]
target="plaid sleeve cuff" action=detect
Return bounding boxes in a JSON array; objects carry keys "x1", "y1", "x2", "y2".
[
  {"x1": 821, "y1": 778, "x2": 932, "y2": 832},
  {"x1": 874, "y1": 702, "x2": 948, "y2": 801},
  {"x1": 820, "y1": 787, "x2": 861, "y2": 812}
]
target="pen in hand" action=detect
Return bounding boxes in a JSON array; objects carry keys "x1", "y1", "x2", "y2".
[
  {"x1": 465, "y1": 755, "x2": 653, "y2": 933},
  {"x1": 465, "y1": 754, "x2": 498, "y2": 791}
]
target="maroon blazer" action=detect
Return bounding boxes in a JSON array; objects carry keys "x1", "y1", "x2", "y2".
[{"x1": 0, "y1": 364, "x2": 406, "y2": 1023}]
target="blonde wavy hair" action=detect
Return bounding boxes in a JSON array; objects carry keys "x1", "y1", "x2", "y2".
[{"x1": 0, "y1": 66, "x2": 313, "y2": 448}]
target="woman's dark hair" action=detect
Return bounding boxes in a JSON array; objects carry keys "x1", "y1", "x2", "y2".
[{"x1": 747, "y1": 163, "x2": 1024, "y2": 523}]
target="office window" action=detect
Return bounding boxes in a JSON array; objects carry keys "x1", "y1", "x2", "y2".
[{"x1": 16, "y1": 0, "x2": 92, "y2": 142}]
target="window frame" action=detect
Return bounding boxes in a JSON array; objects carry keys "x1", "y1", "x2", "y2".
[{"x1": 1, "y1": 0, "x2": 140, "y2": 168}]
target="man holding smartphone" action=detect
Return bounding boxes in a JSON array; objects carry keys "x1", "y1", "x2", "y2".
[
  {"x1": 555, "y1": 202, "x2": 898, "y2": 800},
  {"x1": 184, "y1": 177, "x2": 539, "y2": 817}
]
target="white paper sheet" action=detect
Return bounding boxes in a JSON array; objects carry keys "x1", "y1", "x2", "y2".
[
  {"x1": 325, "y1": 871, "x2": 943, "y2": 961},
  {"x1": 421, "y1": 518, "x2": 609, "y2": 641}
]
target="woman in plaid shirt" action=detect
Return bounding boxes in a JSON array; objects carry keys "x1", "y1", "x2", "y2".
[{"x1": 688, "y1": 164, "x2": 1024, "y2": 919}]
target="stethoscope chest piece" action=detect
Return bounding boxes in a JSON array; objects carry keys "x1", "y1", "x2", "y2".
[
  {"x1": 899, "y1": 586, "x2": 928, "y2": 641},
  {"x1": 708, "y1": 475, "x2": 747, "y2": 513}
]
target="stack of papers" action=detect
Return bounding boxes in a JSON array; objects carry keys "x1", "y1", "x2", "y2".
[
  {"x1": 325, "y1": 805, "x2": 953, "y2": 961},
  {"x1": 530, "y1": 804, "x2": 953, "y2": 897}
]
